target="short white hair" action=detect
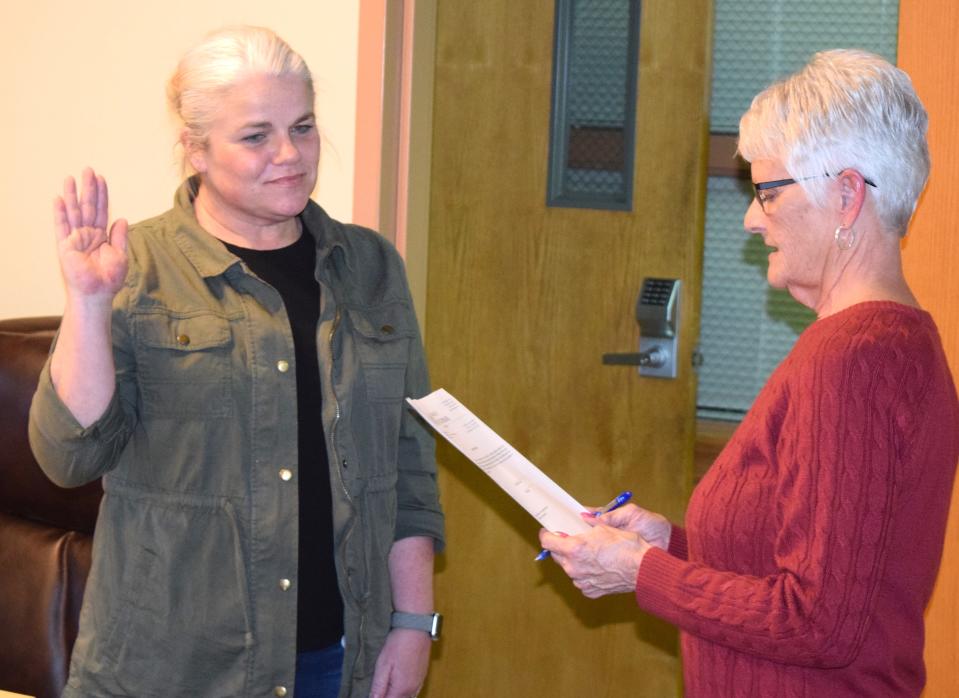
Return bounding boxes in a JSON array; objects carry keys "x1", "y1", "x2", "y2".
[{"x1": 738, "y1": 49, "x2": 929, "y2": 236}]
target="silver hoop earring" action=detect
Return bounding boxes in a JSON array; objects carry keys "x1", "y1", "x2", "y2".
[{"x1": 834, "y1": 224, "x2": 856, "y2": 251}]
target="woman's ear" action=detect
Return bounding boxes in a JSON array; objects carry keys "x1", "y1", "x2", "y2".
[
  {"x1": 838, "y1": 169, "x2": 868, "y2": 226},
  {"x1": 182, "y1": 131, "x2": 208, "y2": 174}
]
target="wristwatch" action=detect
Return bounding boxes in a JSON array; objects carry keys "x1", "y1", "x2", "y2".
[{"x1": 390, "y1": 611, "x2": 443, "y2": 641}]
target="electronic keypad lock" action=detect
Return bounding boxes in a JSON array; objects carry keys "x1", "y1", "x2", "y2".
[
  {"x1": 602, "y1": 277, "x2": 681, "y2": 378},
  {"x1": 636, "y1": 277, "x2": 680, "y2": 378}
]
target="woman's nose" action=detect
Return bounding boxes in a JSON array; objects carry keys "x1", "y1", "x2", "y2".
[
  {"x1": 273, "y1": 136, "x2": 300, "y2": 164},
  {"x1": 743, "y1": 197, "x2": 765, "y2": 235}
]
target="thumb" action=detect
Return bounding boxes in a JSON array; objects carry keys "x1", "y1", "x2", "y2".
[
  {"x1": 109, "y1": 219, "x2": 129, "y2": 253},
  {"x1": 369, "y1": 659, "x2": 392, "y2": 698}
]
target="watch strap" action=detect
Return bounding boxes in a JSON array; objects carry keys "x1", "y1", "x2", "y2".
[{"x1": 390, "y1": 611, "x2": 442, "y2": 640}]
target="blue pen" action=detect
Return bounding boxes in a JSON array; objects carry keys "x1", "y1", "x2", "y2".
[
  {"x1": 535, "y1": 490, "x2": 633, "y2": 561},
  {"x1": 595, "y1": 490, "x2": 633, "y2": 515}
]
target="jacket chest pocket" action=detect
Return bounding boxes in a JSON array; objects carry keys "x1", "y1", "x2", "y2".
[
  {"x1": 346, "y1": 304, "x2": 415, "y2": 403},
  {"x1": 133, "y1": 311, "x2": 234, "y2": 418}
]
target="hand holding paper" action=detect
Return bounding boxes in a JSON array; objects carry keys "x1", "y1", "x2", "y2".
[{"x1": 534, "y1": 490, "x2": 632, "y2": 560}]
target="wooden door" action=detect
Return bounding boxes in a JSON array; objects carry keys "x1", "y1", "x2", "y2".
[{"x1": 422, "y1": 2, "x2": 712, "y2": 695}]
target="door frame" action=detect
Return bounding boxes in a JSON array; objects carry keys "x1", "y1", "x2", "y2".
[{"x1": 354, "y1": 0, "x2": 437, "y2": 328}]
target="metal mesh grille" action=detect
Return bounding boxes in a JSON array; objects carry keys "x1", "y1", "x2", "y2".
[
  {"x1": 698, "y1": 1, "x2": 900, "y2": 420},
  {"x1": 698, "y1": 177, "x2": 816, "y2": 419},
  {"x1": 710, "y1": 0, "x2": 900, "y2": 133},
  {"x1": 548, "y1": 0, "x2": 639, "y2": 208}
]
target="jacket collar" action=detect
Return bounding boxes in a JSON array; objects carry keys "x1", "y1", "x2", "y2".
[
  {"x1": 300, "y1": 198, "x2": 353, "y2": 274},
  {"x1": 167, "y1": 176, "x2": 351, "y2": 279}
]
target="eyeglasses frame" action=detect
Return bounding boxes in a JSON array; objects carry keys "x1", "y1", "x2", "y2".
[{"x1": 752, "y1": 173, "x2": 877, "y2": 214}]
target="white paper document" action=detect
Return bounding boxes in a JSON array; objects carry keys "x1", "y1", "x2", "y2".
[{"x1": 407, "y1": 388, "x2": 590, "y2": 535}]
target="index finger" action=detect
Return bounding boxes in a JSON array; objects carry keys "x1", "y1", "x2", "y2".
[{"x1": 601, "y1": 503, "x2": 639, "y2": 525}]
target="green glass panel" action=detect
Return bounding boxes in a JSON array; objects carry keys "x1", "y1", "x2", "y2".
[
  {"x1": 711, "y1": 0, "x2": 899, "y2": 133},
  {"x1": 698, "y1": 0, "x2": 899, "y2": 420}
]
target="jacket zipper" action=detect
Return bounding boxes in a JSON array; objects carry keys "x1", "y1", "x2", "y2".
[
  {"x1": 328, "y1": 305, "x2": 365, "y2": 692},
  {"x1": 328, "y1": 306, "x2": 352, "y2": 504}
]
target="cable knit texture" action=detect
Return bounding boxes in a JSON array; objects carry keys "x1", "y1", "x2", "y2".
[{"x1": 636, "y1": 302, "x2": 959, "y2": 697}]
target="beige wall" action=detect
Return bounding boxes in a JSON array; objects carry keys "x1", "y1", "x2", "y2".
[{"x1": 1, "y1": 1, "x2": 361, "y2": 319}]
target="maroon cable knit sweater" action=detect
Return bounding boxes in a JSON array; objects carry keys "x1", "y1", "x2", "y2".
[{"x1": 635, "y1": 302, "x2": 959, "y2": 697}]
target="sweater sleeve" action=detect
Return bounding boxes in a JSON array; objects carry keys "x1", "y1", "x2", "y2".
[
  {"x1": 667, "y1": 525, "x2": 688, "y2": 560},
  {"x1": 633, "y1": 315, "x2": 927, "y2": 668}
]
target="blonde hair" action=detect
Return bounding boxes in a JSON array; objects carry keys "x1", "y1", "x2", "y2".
[
  {"x1": 167, "y1": 26, "x2": 314, "y2": 173},
  {"x1": 738, "y1": 49, "x2": 929, "y2": 236}
]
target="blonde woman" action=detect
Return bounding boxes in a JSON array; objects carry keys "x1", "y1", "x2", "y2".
[{"x1": 30, "y1": 26, "x2": 443, "y2": 698}]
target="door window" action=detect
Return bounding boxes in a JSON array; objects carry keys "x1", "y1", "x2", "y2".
[{"x1": 697, "y1": 0, "x2": 899, "y2": 420}]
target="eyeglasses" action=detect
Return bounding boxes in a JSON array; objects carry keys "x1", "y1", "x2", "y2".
[{"x1": 752, "y1": 174, "x2": 877, "y2": 214}]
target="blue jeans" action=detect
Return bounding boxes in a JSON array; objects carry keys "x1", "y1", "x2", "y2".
[{"x1": 295, "y1": 643, "x2": 344, "y2": 698}]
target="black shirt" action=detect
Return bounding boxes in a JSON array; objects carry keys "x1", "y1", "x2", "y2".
[{"x1": 225, "y1": 232, "x2": 344, "y2": 651}]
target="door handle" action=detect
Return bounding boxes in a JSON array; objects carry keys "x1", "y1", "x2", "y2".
[
  {"x1": 602, "y1": 277, "x2": 681, "y2": 378},
  {"x1": 601, "y1": 346, "x2": 668, "y2": 368}
]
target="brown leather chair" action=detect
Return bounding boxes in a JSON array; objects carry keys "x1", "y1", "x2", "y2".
[{"x1": 0, "y1": 317, "x2": 102, "y2": 698}]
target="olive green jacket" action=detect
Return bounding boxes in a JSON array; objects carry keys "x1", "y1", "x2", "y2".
[{"x1": 29, "y1": 181, "x2": 444, "y2": 698}]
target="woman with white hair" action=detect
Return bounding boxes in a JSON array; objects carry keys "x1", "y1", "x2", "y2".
[
  {"x1": 29, "y1": 26, "x2": 443, "y2": 698},
  {"x1": 540, "y1": 49, "x2": 958, "y2": 696}
]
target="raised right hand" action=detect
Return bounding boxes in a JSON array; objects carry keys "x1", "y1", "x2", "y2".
[
  {"x1": 54, "y1": 167, "x2": 128, "y2": 303},
  {"x1": 599, "y1": 503, "x2": 673, "y2": 552}
]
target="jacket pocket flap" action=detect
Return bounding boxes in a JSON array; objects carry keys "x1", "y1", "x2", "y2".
[
  {"x1": 135, "y1": 312, "x2": 232, "y2": 351},
  {"x1": 346, "y1": 305, "x2": 416, "y2": 342}
]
